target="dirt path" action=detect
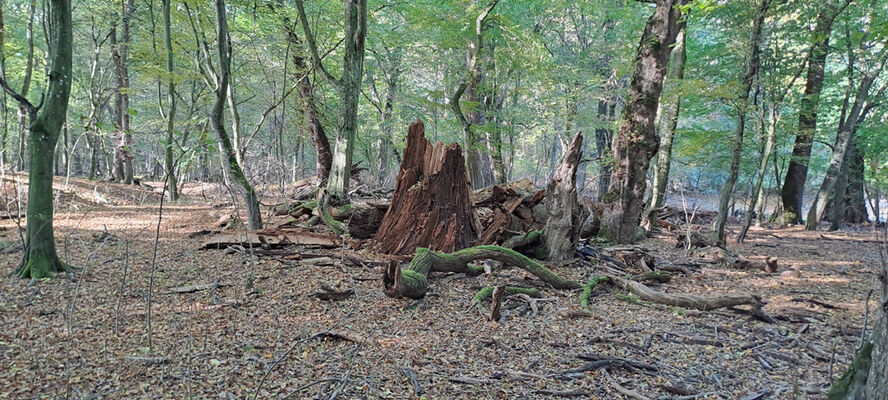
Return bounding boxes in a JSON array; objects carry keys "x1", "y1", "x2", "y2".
[{"x1": 0, "y1": 178, "x2": 881, "y2": 399}]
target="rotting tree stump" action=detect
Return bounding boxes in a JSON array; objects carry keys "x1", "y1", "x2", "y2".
[
  {"x1": 373, "y1": 119, "x2": 478, "y2": 254},
  {"x1": 544, "y1": 132, "x2": 588, "y2": 260}
]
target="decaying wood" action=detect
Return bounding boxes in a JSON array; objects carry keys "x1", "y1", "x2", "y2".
[
  {"x1": 490, "y1": 285, "x2": 505, "y2": 322},
  {"x1": 383, "y1": 245, "x2": 580, "y2": 299},
  {"x1": 373, "y1": 120, "x2": 478, "y2": 254},
  {"x1": 201, "y1": 229, "x2": 339, "y2": 249},
  {"x1": 544, "y1": 132, "x2": 588, "y2": 260},
  {"x1": 607, "y1": 274, "x2": 767, "y2": 313},
  {"x1": 309, "y1": 283, "x2": 355, "y2": 301}
]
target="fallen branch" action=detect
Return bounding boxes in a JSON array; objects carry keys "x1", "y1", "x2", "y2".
[
  {"x1": 604, "y1": 369, "x2": 651, "y2": 400},
  {"x1": 607, "y1": 274, "x2": 766, "y2": 313},
  {"x1": 384, "y1": 245, "x2": 580, "y2": 299}
]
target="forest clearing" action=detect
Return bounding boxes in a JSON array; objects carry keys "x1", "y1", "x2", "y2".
[
  {"x1": 1, "y1": 0, "x2": 888, "y2": 398},
  {"x1": 0, "y1": 172, "x2": 881, "y2": 399}
]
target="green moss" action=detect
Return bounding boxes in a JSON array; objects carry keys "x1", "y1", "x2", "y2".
[
  {"x1": 617, "y1": 294, "x2": 639, "y2": 303},
  {"x1": 828, "y1": 341, "x2": 873, "y2": 399},
  {"x1": 473, "y1": 286, "x2": 541, "y2": 308},
  {"x1": 580, "y1": 276, "x2": 609, "y2": 310}
]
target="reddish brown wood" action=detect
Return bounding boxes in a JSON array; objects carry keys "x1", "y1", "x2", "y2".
[{"x1": 373, "y1": 119, "x2": 478, "y2": 254}]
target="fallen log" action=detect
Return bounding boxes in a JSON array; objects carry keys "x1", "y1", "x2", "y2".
[
  {"x1": 383, "y1": 245, "x2": 581, "y2": 299},
  {"x1": 607, "y1": 274, "x2": 766, "y2": 312},
  {"x1": 201, "y1": 230, "x2": 339, "y2": 249}
]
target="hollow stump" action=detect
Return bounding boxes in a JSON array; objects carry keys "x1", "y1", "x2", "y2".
[{"x1": 373, "y1": 119, "x2": 478, "y2": 254}]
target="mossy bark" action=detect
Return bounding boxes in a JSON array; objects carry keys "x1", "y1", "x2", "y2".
[
  {"x1": 384, "y1": 245, "x2": 580, "y2": 299},
  {"x1": 15, "y1": 0, "x2": 72, "y2": 279}
]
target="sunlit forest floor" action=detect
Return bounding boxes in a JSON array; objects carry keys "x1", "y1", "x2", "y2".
[{"x1": 0, "y1": 174, "x2": 879, "y2": 399}]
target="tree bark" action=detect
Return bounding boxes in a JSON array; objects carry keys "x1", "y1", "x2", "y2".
[
  {"x1": 285, "y1": 27, "x2": 331, "y2": 181},
  {"x1": 781, "y1": 0, "x2": 850, "y2": 223},
  {"x1": 713, "y1": 0, "x2": 769, "y2": 245},
  {"x1": 449, "y1": 0, "x2": 499, "y2": 189},
  {"x1": 644, "y1": 28, "x2": 686, "y2": 230},
  {"x1": 110, "y1": 0, "x2": 135, "y2": 184},
  {"x1": 2, "y1": 0, "x2": 73, "y2": 278},
  {"x1": 828, "y1": 254, "x2": 888, "y2": 398},
  {"x1": 544, "y1": 132, "x2": 588, "y2": 260},
  {"x1": 208, "y1": 0, "x2": 262, "y2": 230},
  {"x1": 162, "y1": 0, "x2": 178, "y2": 200},
  {"x1": 373, "y1": 120, "x2": 478, "y2": 254},
  {"x1": 805, "y1": 48, "x2": 887, "y2": 230},
  {"x1": 598, "y1": 0, "x2": 688, "y2": 244},
  {"x1": 594, "y1": 100, "x2": 615, "y2": 201},
  {"x1": 294, "y1": 0, "x2": 367, "y2": 200}
]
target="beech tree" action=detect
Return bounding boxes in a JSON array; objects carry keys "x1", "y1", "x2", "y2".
[
  {"x1": 598, "y1": 0, "x2": 688, "y2": 244},
  {"x1": 780, "y1": 0, "x2": 851, "y2": 224},
  {"x1": 295, "y1": 0, "x2": 368, "y2": 201},
  {"x1": 0, "y1": 0, "x2": 72, "y2": 278},
  {"x1": 712, "y1": 0, "x2": 770, "y2": 245}
]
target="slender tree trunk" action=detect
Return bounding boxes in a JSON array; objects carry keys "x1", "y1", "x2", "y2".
[
  {"x1": 5, "y1": 0, "x2": 73, "y2": 278},
  {"x1": 713, "y1": 0, "x2": 769, "y2": 245},
  {"x1": 781, "y1": 0, "x2": 850, "y2": 223},
  {"x1": 644, "y1": 28, "x2": 686, "y2": 229},
  {"x1": 594, "y1": 100, "x2": 614, "y2": 201},
  {"x1": 739, "y1": 104, "x2": 778, "y2": 240},
  {"x1": 15, "y1": 0, "x2": 36, "y2": 172},
  {"x1": 209, "y1": 0, "x2": 261, "y2": 230},
  {"x1": 598, "y1": 0, "x2": 688, "y2": 244},
  {"x1": 284, "y1": 27, "x2": 331, "y2": 182},
  {"x1": 162, "y1": 0, "x2": 178, "y2": 200},
  {"x1": 0, "y1": 1, "x2": 6, "y2": 168},
  {"x1": 448, "y1": 0, "x2": 499, "y2": 189},
  {"x1": 110, "y1": 0, "x2": 135, "y2": 184}
]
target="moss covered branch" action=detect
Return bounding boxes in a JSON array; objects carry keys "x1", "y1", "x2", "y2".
[{"x1": 384, "y1": 245, "x2": 580, "y2": 299}]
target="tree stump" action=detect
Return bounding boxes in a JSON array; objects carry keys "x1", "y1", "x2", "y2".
[
  {"x1": 544, "y1": 132, "x2": 588, "y2": 260},
  {"x1": 373, "y1": 119, "x2": 478, "y2": 254}
]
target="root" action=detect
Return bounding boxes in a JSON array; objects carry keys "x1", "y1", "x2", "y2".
[
  {"x1": 607, "y1": 274, "x2": 766, "y2": 312},
  {"x1": 384, "y1": 245, "x2": 580, "y2": 299}
]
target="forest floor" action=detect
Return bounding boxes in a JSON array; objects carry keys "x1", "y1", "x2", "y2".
[{"x1": 0, "y1": 174, "x2": 882, "y2": 399}]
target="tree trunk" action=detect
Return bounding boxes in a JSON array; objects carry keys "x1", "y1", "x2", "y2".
[
  {"x1": 828, "y1": 256, "x2": 888, "y2": 399},
  {"x1": 162, "y1": 0, "x2": 178, "y2": 200},
  {"x1": 781, "y1": 0, "x2": 850, "y2": 223},
  {"x1": 373, "y1": 119, "x2": 478, "y2": 255},
  {"x1": 449, "y1": 0, "x2": 499, "y2": 190},
  {"x1": 12, "y1": 0, "x2": 72, "y2": 278},
  {"x1": 598, "y1": 0, "x2": 688, "y2": 244},
  {"x1": 594, "y1": 100, "x2": 614, "y2": 201},
  {"x1": 805, "y1": 51, "x2": 886, "y2": 230},
  {"x1": 209, "y1": 0, "x2": 261, "y2": 230},
  {"x1": 645, "y1": 28, "x2": 686, "y2": 230},
  {"x1": 544, "y1": 132, "x2": 588, "y2": 260},
  {"x1": 14, "y1": 0, "x2": 36, "y2": 172},
  {"x1": 843, "y1": 139, "x2": 867, "y2": 223},
  {"x1": 739, "y1": 104, "x2": 778, "y2": 241},
  {"x1": 110, "y1": 0, "x2": 135, "y2": 184},
  {"x1": 713, "y1": 0, "x2": 769, "y2": 245},
  {"x1": 325, "y1": 0, "x2": 367, "y2": 200}
]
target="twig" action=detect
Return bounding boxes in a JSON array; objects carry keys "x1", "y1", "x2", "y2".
[{"x1": 603, "y1": 369, "x2": 651, "y2": 400}]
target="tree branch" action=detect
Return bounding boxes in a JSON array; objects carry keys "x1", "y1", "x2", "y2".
[
  {"x1": 294, "y1": 0, "x2": 341, "y2": 89},
  {"x1": 0, "y1": 76, "x2": 38, "y2": 115}
]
